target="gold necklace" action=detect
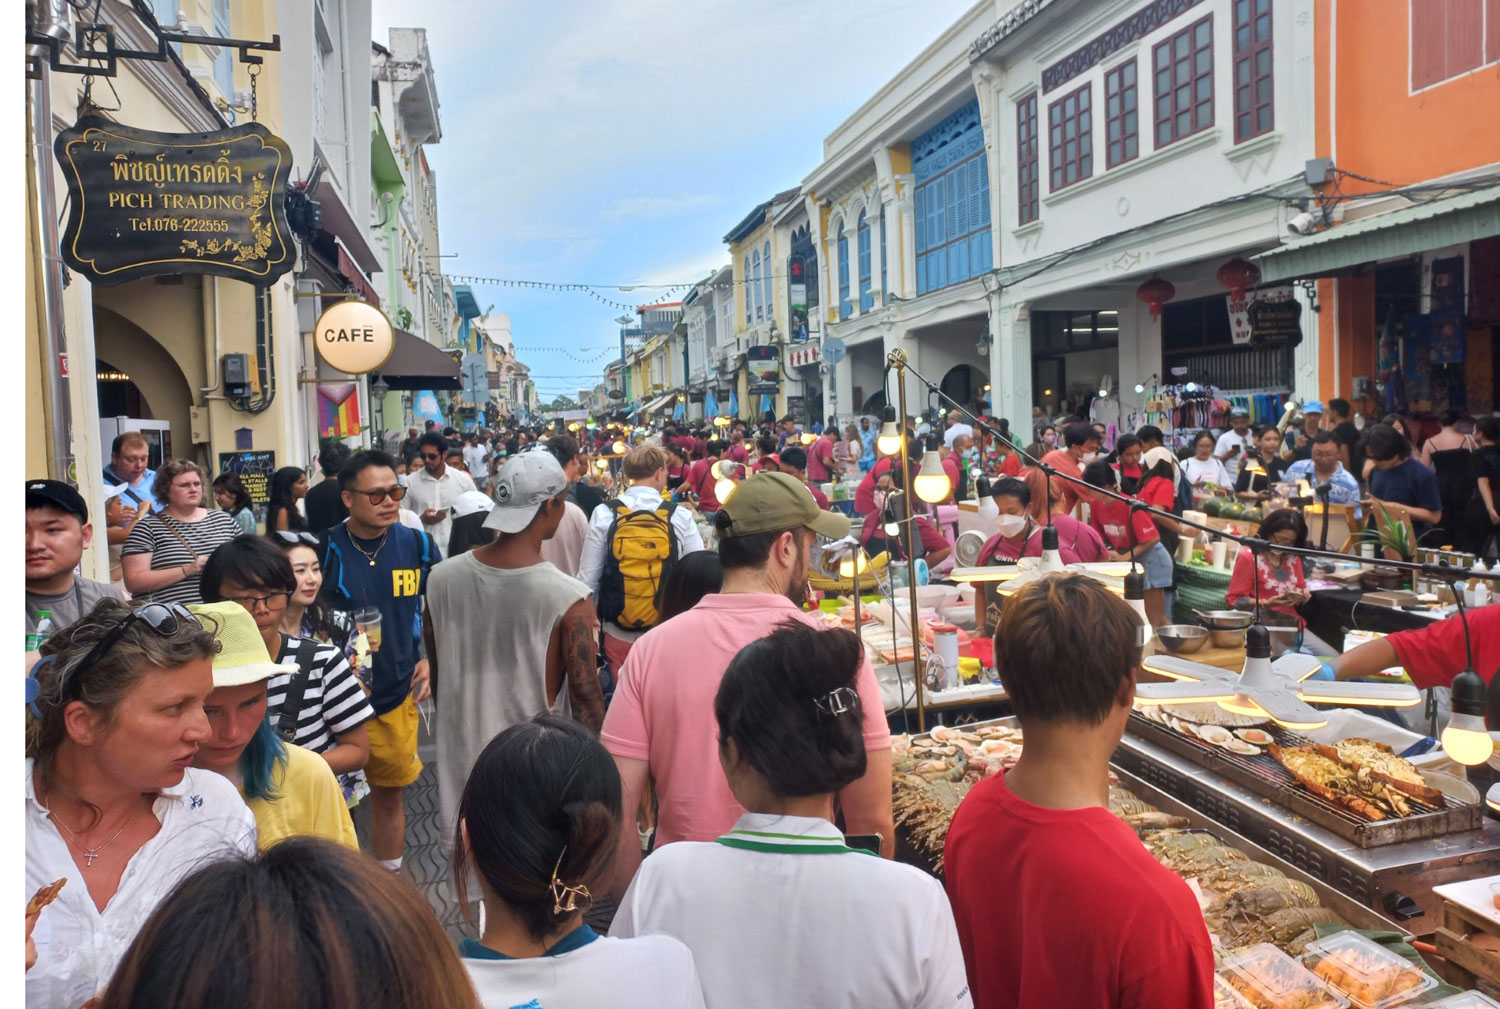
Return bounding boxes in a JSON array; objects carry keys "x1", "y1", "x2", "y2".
[
  {"x1": 45, "y1": 797, "x2": 141, "y2": 868},
  {"x1": 348, "y1": 527, "x2": 390, "y2": 567}
]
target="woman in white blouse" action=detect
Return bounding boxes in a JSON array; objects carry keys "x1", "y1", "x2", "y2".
[
  {"x1": 613, "y1": 623, "x2": 972, "y2": 1009},
  {"x1": 25, "y1": 598, "x2": 257, "y2": 1009},
  {"x1": 1179, "y1": 429, "x2": 1234, "y2": 503}
]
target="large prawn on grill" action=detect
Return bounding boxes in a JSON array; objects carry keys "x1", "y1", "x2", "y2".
[{"x1": 1269, "y1": 744, "x2": 1394, "y2": 821}]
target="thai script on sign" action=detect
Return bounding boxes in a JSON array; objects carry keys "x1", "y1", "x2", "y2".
[{"x1": 108, "y1": 151, "x2": 244, "y2": 186}]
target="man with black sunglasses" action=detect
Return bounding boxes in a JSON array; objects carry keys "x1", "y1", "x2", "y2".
[{"x1": 317, "y1": 450, "x2": 438, "y2": 874}]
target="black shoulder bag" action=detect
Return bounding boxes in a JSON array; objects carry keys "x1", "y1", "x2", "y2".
[{"x1": 276, "y1": 637, "x2": 323, "y2": 742}]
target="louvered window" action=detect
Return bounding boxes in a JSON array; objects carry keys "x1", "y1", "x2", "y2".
[
  {"x1": 857, "y1": 211, "x2": 873, "y2": 312},
  {"x1": 913, "y1": 99, "x2": 992, "y2": 296},
  {"x1": 837, "y1": 224, "x2": 851, "y2": 321},
  {"x1": 762, "y1": 240, "x2": 773, "y2": 321}
]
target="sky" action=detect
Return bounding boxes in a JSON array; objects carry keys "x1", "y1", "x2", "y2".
[{"x1": 370, "y1": 0, "x2": 980, "y2": 402}]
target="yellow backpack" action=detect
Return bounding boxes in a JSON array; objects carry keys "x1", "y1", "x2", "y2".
[{"x1": 597, "y1": 499, "x2": 679, "y2": 631}]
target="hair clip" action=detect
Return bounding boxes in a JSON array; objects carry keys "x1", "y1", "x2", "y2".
[
  {"x1": 25, "y1": 655, "x2": 53, "y2": 721},
  {"x1": 813, "y1": 686, "x2": 860, "y2": 717},
  {"x1": 549, "y1": 848, "x2": 591, "y2": 915}
]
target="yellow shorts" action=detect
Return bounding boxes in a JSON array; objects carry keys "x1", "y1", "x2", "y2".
[{"x1": 365, "y1": 695, "x2": 422, "y2": 788}]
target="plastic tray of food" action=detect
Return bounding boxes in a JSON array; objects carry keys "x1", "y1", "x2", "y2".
[
  {"x1": 1215, "y1": 974, "x2": 1256, "y2": 1009},
  {"x1": 1299, "y1": 930, "x2": 1436, "y2": 1009},
  {"x1": 1424, "y1": 993, "x2": 1500, "y2": 1009},
  {"x1": 1220, "y1": 943, "x2": 1349, "y2": 1009}
]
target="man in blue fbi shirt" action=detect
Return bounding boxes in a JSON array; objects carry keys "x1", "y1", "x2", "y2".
[{"x1": 319, "y1": 449, "x2": 438, "y2": 874}]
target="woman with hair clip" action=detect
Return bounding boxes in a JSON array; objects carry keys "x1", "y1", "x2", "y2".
[
  {"x1": 454, "y1": 716, "x2": 705, "y2": 1009},
  {"x1": 186, "y1": 601, "x2": 357, "y2": 850},
  {"x1": 25, "y1": 598, "x2": 257, "y2": 1009},
  {"x1": 98, "y1": 838, "x2": 480, "y2": 1009},
  {"x1": 265, "y1": 467, "x2": 309, "y2": 533},
  {"x1": 613, "y1": 622, "x2": 971, "y2": 1009}
]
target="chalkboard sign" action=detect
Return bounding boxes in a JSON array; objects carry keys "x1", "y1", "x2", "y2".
[
  {"x1": 219, "y1": 451, "x2": 276, "y2": 505},
  {"x1": 54, "y1": 116, "x2": 295, "y2": 287},
  {"x1": 1249, "y1": 298, "x2": 1304, "y2": 347}
]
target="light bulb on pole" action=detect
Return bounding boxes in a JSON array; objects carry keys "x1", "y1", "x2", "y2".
[
  {"x1": 801, "y1": 431, "x2": 816, "y2": 446},
  {"x1": 714, "y1": 477, "x2": 736, "y2": 503},
  {"x1": 876, "y1": 406, "x2": 902, "y2": 456},
  {"x1": 1441, "y1": 669, "x2": 1494, "y2": 766},
  {"x1": 913, "y1": 450, "x2": 952, "y2": 504}
]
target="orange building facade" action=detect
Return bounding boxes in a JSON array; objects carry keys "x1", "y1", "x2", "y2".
[{"x1": 1262, "y1": 0, "x2": 1500, "y2": 425}]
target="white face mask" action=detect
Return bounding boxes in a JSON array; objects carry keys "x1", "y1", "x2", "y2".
[
  {"x1": 995, "y1": 513, "x2": 1028, "y2": 537},
  {"x1": 1081, "y1": 451, "x2": 1101, "y2": 464}
]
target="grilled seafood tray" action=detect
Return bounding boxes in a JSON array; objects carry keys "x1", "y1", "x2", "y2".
[{"x1": 1127, "y1": 708, "x2": 1481, "y2": 848}]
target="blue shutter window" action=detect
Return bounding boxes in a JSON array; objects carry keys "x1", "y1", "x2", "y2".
[
  {"x1": 762, "y1": 240, "x2": 772, "y2": 323},
  {"x1": 752, "y1": 250, "x2": 762, "y2": 322},
  {"x1": 857, "y1": 211, "x2": 873, "y2": 312},
  {"x1": 880, "y1": 208, "x2": 888, "y2": 300},
  {"x1": 912, "y1": 98, "x2": 992, "y2": 295},
  {"x1": 744, "y1": 256, "x2": 752, "y2": 323},
  {"x1": 213, "y1": 0, "x2": 234, "y2": 99},
  {"x1": 837, "y1": 224, "x2": 851, "y2": 321}
]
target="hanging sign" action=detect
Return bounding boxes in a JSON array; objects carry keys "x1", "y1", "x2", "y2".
[
  {"x1": 54, "y1": 116, "x2": 295, "y2": 287},
  {"x1": 313, "y1": 299, "x2": 395, "y2": 374},
  {"x1": 746, "y1": 345, "x2": 780, "y2": 395}
]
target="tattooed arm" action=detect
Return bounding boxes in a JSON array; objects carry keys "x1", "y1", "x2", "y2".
[{"x1": 551, "y1": 597, "x2": 604, "y2": 733}]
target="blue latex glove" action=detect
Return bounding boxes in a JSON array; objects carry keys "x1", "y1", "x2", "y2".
[{"x1": 1309, "y1": 661, "x2": 1337, "y2": 681}]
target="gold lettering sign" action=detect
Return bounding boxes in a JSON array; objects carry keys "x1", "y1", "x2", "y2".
[
  {"x1": 314, "y1": 300, "x2": 396, "y2": 375},
  {"x1": 54, "y1": 116, "x2": 295, "y2": 287}
]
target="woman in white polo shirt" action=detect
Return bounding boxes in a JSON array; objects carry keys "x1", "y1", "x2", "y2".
[
  {"x1": 25, "y1": 599, "x2": 257, "y2": 1009},
  {"x1": 454, "y1": 715, "x2": 705, "y2": 1009},
  {"x1": 612, "y1": 622, "x2": 972, "y2": 1009}
]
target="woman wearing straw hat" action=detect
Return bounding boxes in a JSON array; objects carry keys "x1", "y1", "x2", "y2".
[{"x1": 187, "y1": 601, "x2": 357, "y2": 851}]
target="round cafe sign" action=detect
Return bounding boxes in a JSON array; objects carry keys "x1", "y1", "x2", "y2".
[{"x1": 313, "y1": 300, "x2": 395, "y2": 374}]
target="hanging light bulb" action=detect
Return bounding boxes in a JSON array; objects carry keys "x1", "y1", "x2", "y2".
[
  {"x1": 612, "y1": 439, "x2": 627, "y2": 454},
  {"x1": 976, "y1": 476, "x2": 999, "y2": 518},
  {"x1": 1134, "y1": 383, "x2": 1146, "y2": 394},
  {"x1": 1039, "y1": 524, "x2": 1064, "y2": 572},
  {"x1": 594, "y1": 457, "x2": 609, "y2": 472},
  {"x1": 1123, "y1": 571, "x2": 1155, "y2": 649},
  {"x1": 838, "y1": 549, "x2": 870, "y2": 578},
  {"x1": 801, "y1": 432, "x2": 816, "y2": 445},
  {"x1": 709, "y1": 460, "x2": 724, "y2": 480},
  {"x1": 876, "y1": 406, "x2": 902, "y2": 457},
  {"x1": 1441, "y1": 669, "x2": 1494, "y2": 766},
  {"x1": 913, "y1": 449, "x2": 952, "y2": 504},
  {"x1": 714, "y1": 476, "x2": 736, "y2": 503}
]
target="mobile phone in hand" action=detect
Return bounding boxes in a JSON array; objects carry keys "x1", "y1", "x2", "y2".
[{"x1": 846, "y1": 834, "x2": 882, "y2": 855}]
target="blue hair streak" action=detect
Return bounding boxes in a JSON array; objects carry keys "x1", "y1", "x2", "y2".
[{"x1": 239, "y1": 714, "x2": 288, "y2": 802}]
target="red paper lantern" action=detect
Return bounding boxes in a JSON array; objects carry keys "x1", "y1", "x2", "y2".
[
  {"x1": 1217, "y1": 256, "x2": 1262, "y2": 305},
  {"x1": 1136, "y1": 276, "x2": 1175, "y2": 321}
]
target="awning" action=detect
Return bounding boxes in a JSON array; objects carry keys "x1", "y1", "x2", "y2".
[
  {"x1": 372, "y1": 330, "x2": 461, "y2": 390},
  {"x1": 336, "y1": 241, "x2": 380, "y2": 307},
  {"x1": 642, "y1": 392, "x2": 675, "y2": 416},
  {"x1": 1255, "y1": 185, "x2": 1500, "y2": 283}
]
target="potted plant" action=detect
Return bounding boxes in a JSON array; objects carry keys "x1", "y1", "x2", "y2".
[{"x1": 1354, "y1": 502, "x2": 1414, "y2": 589}]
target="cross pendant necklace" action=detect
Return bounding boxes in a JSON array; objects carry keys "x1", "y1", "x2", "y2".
[{"x1": 46, "y1": 796, "x2": 139, "y2": 867}]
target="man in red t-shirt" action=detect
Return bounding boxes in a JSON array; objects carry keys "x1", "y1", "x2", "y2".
[
  {"x1": 1333, "y1": 607, "x2": 1500, "y2": 723},
  {"x1": 805, "y1": 430, "x2": 836, "y2": 484},
  {"x1": 687, "y1": 439, "x2": 732, "y2": 513},
  {"x1": 1039, "y1": 422, "x2": 1101, "y2": 515},
  {"x1": 945, "y1": 574, "x2": 1215, "y2": 1009},
  {"x1": 774, "y1": 446, "x2": 829, "y2": 509}
]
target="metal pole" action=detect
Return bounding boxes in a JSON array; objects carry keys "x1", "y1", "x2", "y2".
[
  {"x1": 29, "y1": 8, "x2": 74, "y2": 481},
  {"x1": 890, "y1": 348, "x2": 927, "y2": 733}
]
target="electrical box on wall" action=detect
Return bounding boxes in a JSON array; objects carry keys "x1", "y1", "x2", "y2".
[
  {"x1": 1353, "y1": 376, "x2": 1373, "y2": 398},
  {"x1": 223, "y1": 354, "x2": 251, "y2": 398},
  {"x1": 189, "y1": 407, "x2": 209, "y2": 444}
]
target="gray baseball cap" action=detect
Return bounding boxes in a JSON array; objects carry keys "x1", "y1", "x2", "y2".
[{"x1": 483, "y1": 450, "x2": 568, "y2": 534}]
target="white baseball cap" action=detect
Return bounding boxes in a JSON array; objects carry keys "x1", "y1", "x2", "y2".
[
  {"x1": 451, "y1": 490, "x2": 495, "y2": 519},
  {"x1": 483, "y1": 450, "x2": 568, "y2": 534}
]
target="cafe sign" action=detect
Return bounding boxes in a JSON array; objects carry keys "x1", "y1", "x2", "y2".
[
  {"x1": 313, "y1": 299, "x2": 395, "y2": 375},
  {"x1": 54, "y1": 116, "x2": 295, "y2": 287}
]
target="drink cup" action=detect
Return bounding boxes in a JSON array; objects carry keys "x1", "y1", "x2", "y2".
[{"x1": 355, "y1": 607, "x2": 383, "y2": 652}]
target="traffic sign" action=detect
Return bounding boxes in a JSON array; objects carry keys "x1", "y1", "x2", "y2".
[{"x1": 823, "y1": 337, "x2": 847, "y2": 364}]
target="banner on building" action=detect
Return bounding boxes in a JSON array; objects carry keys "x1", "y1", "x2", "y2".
[
  {"x1": 1227, "y1": 285, "x2": 1301, "y2": 346},
  {"x1": 218, "y1": 450, "x2": 276, "y2": 504},
  {"x1": 55, "y1": 116, "x2": 295, "y2": 287},
  {"x1": 317, "y1": 383, "x2": 363, "y2": 438},
  {"x1": 746, "y1": 346, "x2": 780, "y2": 395}
]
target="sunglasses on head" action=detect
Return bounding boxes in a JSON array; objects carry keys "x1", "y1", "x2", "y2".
[
  {"x1": 58, "y1": 603, "x2": 199, "y2": 699},
  {"x1": 272, "y1": 530, "x2": 320, "y2": 547},
  {"x1": 349, "y1": 485, "x2": 407, "y2": 504}
]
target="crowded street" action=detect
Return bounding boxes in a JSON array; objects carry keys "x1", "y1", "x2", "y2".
[{"x1": 19, "y1": 1, "x2": 1500, "y2": 1008}]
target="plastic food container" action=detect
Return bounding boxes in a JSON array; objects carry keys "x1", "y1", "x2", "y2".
[
  {"x1": 1219, "y1": 943, "x2": 1349, "y2": 1009},
  {"x1": 1214, "y1": 974, "x2": 1256, "y2": 1009},
  {"x1": 1425, "y1": 993, "x2": 1500, "y2": 1009},
  {"x1": 1299, "y1": 931, "x2": 1436, "y2": 1009}
]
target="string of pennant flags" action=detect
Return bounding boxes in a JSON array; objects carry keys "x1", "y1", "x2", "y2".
[{"x1": 444, "y1": 269, "x2": 809, "y2": 312}]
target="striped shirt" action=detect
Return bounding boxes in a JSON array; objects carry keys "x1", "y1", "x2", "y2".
[
  {"x1": 121, "y1": 510, "x2": 243, "y2": 606},
  {"x1": 268, "y1": 634, "x2": 374, "y2": 754}
]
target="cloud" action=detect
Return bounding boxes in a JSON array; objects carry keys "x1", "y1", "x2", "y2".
[{"x1": 603, "y1": 194, "x2": 724, "y2": 222}]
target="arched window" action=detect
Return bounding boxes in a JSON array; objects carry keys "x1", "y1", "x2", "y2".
[
  {"x1": 837, "y1": 222, "x2": 851, "y2": 321},
  {"x1": 743, "y1": 255, "x2": 752, "y2": 324},
  {"x1": 857, "y1": 210, "x2": 873, "y2": 312},
  {"x1": 762, "y1": 239, "x2": 773, "y2": 322},
  {"x1": 751, "y1": 250, "x2": 763, "y2": 322}
]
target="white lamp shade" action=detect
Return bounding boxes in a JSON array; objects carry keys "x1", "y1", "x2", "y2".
[
  {"x1": 912, "y1": 452, "x2": 952, "y2": 503},
  {"x1": 876, "y1": 423, "x2": 902, "y2": 456}
]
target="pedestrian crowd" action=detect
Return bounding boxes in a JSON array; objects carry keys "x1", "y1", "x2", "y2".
[{"x1": 21, "y1": 401, "x2": 1500, "y2": 1009}]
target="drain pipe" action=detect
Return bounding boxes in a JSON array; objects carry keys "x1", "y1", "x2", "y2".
[{"x1": 29, "y1": 0, "x2": 73, "y2": 479}]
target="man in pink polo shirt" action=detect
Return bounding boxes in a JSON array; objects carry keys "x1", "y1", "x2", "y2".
[{"x1": 602, "y1": 471, "x2": 894, "y2": 899}]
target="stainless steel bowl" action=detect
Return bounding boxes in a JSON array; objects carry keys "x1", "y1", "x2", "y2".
[
  {"x1": 1156, "y1": 624, "x2": 1209, "y2": 654},
  {"x1": 1196, "y1": 609, "x2": 1254, "y2": 631},
  {"x1": 1210, "y1": 627, "x2": 1248, "y2": 648}
]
